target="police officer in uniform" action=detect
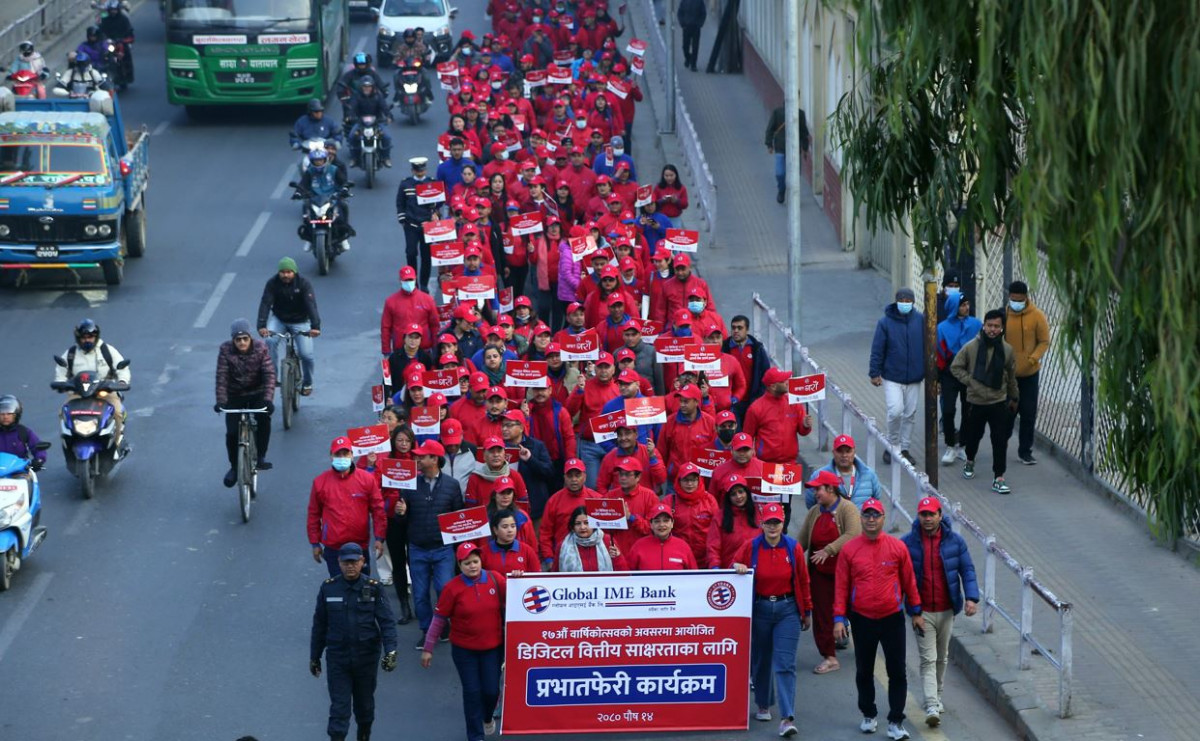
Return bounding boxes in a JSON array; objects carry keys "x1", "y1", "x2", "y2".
[
  {"x1": 395, "y1": 157, "x2": 438, "y2": 292},
  {"x1": 310, "y1": 543, "x2": 399, "y2": 741}
]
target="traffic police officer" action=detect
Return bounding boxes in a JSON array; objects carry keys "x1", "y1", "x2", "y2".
[
  {"x1": 310, "y1": 543, "x2": 399, "y2": 741},
  {"x1": 395, "y1": 157, "x2": 439, "y2": 291}
]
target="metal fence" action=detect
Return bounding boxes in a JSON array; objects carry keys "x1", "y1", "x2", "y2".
[
  {"x1": 635, "y1": 0, "x2": 718, "y2": 238},
  {"x1": 752, "y1": 293, "x2": 1075, "y2": 718},
  {"x1": 0, "y1": 0, "x2": 95, "y2": 73}
]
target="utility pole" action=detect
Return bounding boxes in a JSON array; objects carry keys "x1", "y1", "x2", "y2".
[
  {"x1": 923, "y1": 269, "x2": 939, "y2": 486},
  {"x1": 664, "y1": 0, "x2": 677, "y2": 134},
  {"x1": 786, "y1": 0, "x2": 803, "y2": 361}
]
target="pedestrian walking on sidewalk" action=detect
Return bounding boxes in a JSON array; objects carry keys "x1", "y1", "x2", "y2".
[
  {"x1": 833, "y1": 498, "x2": 924, "y2": 740},
  {"x1": 901, "y1": 497, "x2": 980, "y2": 727},
  {"x1": 677, "y1": 0, "x2": 707, "y2": 71},
  {"x1": 798, "y1": 470, "x2": 862, "y2": 676},
  {"x1": 1003, "y1": 281, "x2": 1051, "y2": 466},
  {"x1": 868, "y1": 289, "x2": 925, "y2": 466},
  {"x1": 950, "y1": 310, "x2": 1019, "y2": 494},
  {"x1": 764, "y1": 103, "x2": 810, "y2": 203},
  {"x1": 936, "y1": 291, "x2": 981, "y2": 465}
]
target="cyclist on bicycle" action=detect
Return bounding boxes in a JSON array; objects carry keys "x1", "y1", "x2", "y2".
[
  {"x1": 215, "y1": 319, "x2": 276, "y2": 488},
  {"x1": 257, "y1": 257, "x2": 321, "y2": 396}
]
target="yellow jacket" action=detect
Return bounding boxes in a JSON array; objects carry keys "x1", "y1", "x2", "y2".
[{"x1": 1005, "y1": 300, "x2": 1051, "y2": 378}]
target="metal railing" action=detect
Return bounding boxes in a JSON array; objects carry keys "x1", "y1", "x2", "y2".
[
  {"x1": 0, "y1": 0, "x2": 95, "y2": 75},
  {"x1": 752, "y1": 293, "x2": 1074, "y2": 718},
  {"x1": 634, "y1": 0, "x2": 718, "y2": 238}
]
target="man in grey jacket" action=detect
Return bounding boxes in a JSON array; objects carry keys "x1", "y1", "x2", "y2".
[{"x1": 950, "y1": 310, "x2": 1018, "y2": 494}]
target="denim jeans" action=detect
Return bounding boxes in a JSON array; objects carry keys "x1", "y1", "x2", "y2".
[
  {"x1": 266, "y1": 316, "x2": 315, "y2": 387},
  {"x1": 751, "y1": 596, "x2": 801, "y2": 720},
  {"x1": 451, "y1": 644, "x2": 503, "y2": 741},
  {"x1": 774, "y1": 152, "x2": 787, "y2": 193},
  {"x1": 408, "y1": 543, "x2": 454, "y2": 630},
  {"x1": 577, "y1": 439, "x2": 607, "y2": 490}
]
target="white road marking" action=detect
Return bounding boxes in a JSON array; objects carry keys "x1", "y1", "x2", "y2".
[
  {"x1": 352, "y1": 35, "x2": 367, "y2": 57},
  {"x1": 193, "y1": 272, "x2": 237, "y2": 329},
  {"x1": 236, "y1": 212, "x2": 271, "y2": 257},
  {"x1": 270, "y1": 164, "x2": 296, "y2": 200},
  {"x1": 64, "y1": 500, "x2": 97, "y2": 536},
  {"x1": 152, "y1": 120, "x2": 170, "y2": 136},
  {"x1": 0, "y1": 572, "x2": 54, "y2": 662}
]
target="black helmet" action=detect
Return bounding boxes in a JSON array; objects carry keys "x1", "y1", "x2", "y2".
[
  {"x1": 403, "y1": 27, "x2": 415, "y2": 39},
  {"x1": 75, "y1": 318, "x2": 100, "y2": 349},
  {"x1": 86, "y1": 26, "x2": 102, "y2": 41},
  {"x1": 0, "y1": 395, "x2": 20, "y2": 428},
  {"x1": 307, "y1": 98, "x2": 324, "y2": 113},
  {"x1": 19, "y1": 41, "x2": 34, "y2": 57},
  {"x1": 353, "y1": 52, "x2": 368, "y2": 69}
]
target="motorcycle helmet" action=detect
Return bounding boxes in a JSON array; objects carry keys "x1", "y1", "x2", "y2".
[
  {"x1": 307, "y1": 98, "x2": 324, "y2": 113},
  {"x1": 19, "y1": 41, "x2": 34, "y2": 57},
  {"x1": 353, "y1": 52, "x2": 368, "y2": 71},
  {"x1": 86, "y1": 25, "x2": 101, "y2": 42},
  {"x1": 74, "y1": 52, "x2": 91, "y2": 70},
  {"x1": 308, "y1": 149, "x2": 328, "y2": 171},
  {"x1": 105, "y1": 0, "x2": 122, "y2": 14},
  {"x1": 0, "y1": 395, "x2": 21, "y2": 428},
  {"x1": 361, "y1": 78, "x2": 375, "y2": 90},
  {"x1": 75, "y1": 319, "x2": 100, "y2": 350}
]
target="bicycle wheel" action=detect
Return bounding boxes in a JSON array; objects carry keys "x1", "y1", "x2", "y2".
[
  {"x1": 281, "y1": 356, "x2": 297, "y2": 430},
  {"x1": 290, "y1": 354, "x2": 301, "y2": 412},
  {"x1": 238, "y1": 418, "x2": 254, "y2": 523}
]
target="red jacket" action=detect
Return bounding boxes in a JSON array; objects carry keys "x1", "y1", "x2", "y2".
[
  {"x1": 583, "y1": 288, "x2": 635, "y2": 329},
  {"x1": 710, "y1": 456, "x2": 764, "y2": 505},
  {"x1": 434, "y1": 571, "x2": 508, "y2": 651},
  {"x1": 704, "y1": 353, "x2": 748, "y2": 413},
  {"x1": 595, "y1": 313, "x2": 637, "y2": 352},
  {"x1": 743, "y1": 393, "x2": 812, "y2": 464},
  {"x1": 381, "y1": 288, "x2": 441, "y2": 353},
  {"x1": 565, "y1": 376, "x2": 620, "y2": 440},
  {"x1": 479, "y1": 537, "x2": 541, "y2": 575},
  {"x1": 537, "y1": 485, "x2": 602, "y2": 560},
  {"x1": 653, "y1": 183, "x2": 689, "y2": 219},
  {"x1": 657, "y1": 410, "x2": 716, "y2": 478},
  {"x1": 465, "y1": 468, "x2": 530, "y2": 509},
  {"x1": 653, "y1": 274, "x2": 716, "y2": 327},
  {"x1": 603, "y1": 484, "x2": 662, "y2": 554},
  {"x1": 834, "y1": 533, "x2": 922, "y2": 621},
  {"x1": 626, "y1": 534, "x2": 697, "y2": 571},
  {"x1": 663, "y1": 477, "x2": 720, "y2": 566},
  {"x1": 562, "y1": 163, "x2": 598, "y2": 210},
  {"x1": 529, "y1": 398, "x2": 577, "y2": 462},
  {"x1": 734, "y1": 536, "x2": 814, "y2": 614},
  {"x1": 449, "y1": 397, "x2": 490, "y2": 446},
  {"x1": 706, "y1": 513, "x2": 759, "y2": 569},
  {"x1": 596, "y1": 444, "x2": 667, "y2": 493},
  {"x1": 306, "y1": 467, "x2": 387, "y2": 548}
]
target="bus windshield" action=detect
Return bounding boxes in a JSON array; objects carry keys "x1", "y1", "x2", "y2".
[{"x1": 168, "y1": 0, "x2": 313, "y2": 27}]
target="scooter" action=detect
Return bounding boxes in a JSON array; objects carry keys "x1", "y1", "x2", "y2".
[
  {"x1": 1, "y1": 67, "x2": 48, "y2": 98},
  {"x1": 393, "y1": 59, "x2": 430, "y2": 126},
  {"x1": 51, "y1": 367, "x2": 130, "y2": 500},
  {"x1": 0, "y1": 442, "x2": 52, "y2": 591},
  {"x1": 354, "y1": 114, "x2": 382, "y2": 188},
  {"x1": 289, "y1": 181, "x2": 354, "y2": 276}
]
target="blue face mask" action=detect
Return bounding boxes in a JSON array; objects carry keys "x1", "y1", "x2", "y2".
[
  {"x1": 675, "y1": 327, "x2": 693, "y2": 337},
  {"x1": 896, "y1": 302, "x2": 914, "y2": 315},
  {"x1": 1009, "y1": 300, "x2": 1026, "y2": 312},
  {"x1": 945, "y1": 287, "x2": 960, "y2": 297},
  {"x1": 400, "y1": 280, "x2": 416, "y2": 292},
  {"x1": 687, "y1": 300, "x2": 705, "y2": 313},
  {"x1": 331, "y1": 457, "x2": 353, "y2": 472}
]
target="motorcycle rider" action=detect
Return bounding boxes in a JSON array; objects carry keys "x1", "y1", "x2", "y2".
[
  {"x1": 0, "y1": 395, "x2": 47, "y2": 471},
  {"x1": 215, "y1": 319, "x2": 276, "y2": 488},
  {"x1": 290, "y1": 98, "x2": 342, "y2": 151},
  {"x1": 393, "y1": 49, "x2": 433, "y2": 114},
  {"x1": 257, "y1": 257, "x2": 321, "y2": 397},
  {"x1": 395, "y1": 156, "x2": 438, "y2": 291},
  {"x1": 54, "y1": 52, "x2": 106, "y2": 97},
  {"x1": 337, "y1": 52, "x2": 388, "y2": 105},
  {"x1": 97, "y1": 0, "x2": 134, "y2": 83},
  {"x1": 298, "y1": 148, "x2": 355, "y2": 252},
  {"x1": 395, "y1": 28, "x2": 430, "y2": 66},
  {"x1": 75, "y1": 27, "x2": 108, "y2": 71},
  {"x1": 53, "y1": 319, "x2": 131, "y2": 453},
  {"x1": 6, "y1": 40, "x2": 48, "y2": 98},
  {"x1": 345, "y1": 77, "x2": 393, "y2": 169}
]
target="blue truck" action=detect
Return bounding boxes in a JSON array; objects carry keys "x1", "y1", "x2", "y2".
[{"x1": 0, "y1": 88, "x2": 149, "y2": 286}]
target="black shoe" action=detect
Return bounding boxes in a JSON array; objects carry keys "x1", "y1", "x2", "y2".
[
  {"x1": 356, "y1": 723, "x2": 372, "y2": 741},
  {"x1": 1019, "y1": 453, "x2": 1038, "y2": 465},
  {"x1": 223, "y1": 468, "x2": 236, "y2": 488},
  {"x1": 776, "y1": 189, "x2": 786, "y2": 204},
  {"x1": 256, "y1": 458, "x2": 273, "y2": 471},
  {"x1": 414, "y1": 637, "x2": 427, "y2": 651},
  {"x1": 397, "y1": 600, "x2": 414, "y2": 625},
  {"x1": 440, "y1": 624, "x2": 450, "y2": 642},
  {"x1": 882, "y1": 450, "x2": 892, "y2": 465},
  {"x1": 901, "y1": 450, "x2": 916, "y2": 465}
]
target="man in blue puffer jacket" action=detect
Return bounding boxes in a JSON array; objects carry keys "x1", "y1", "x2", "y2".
[
  {"x1": 935, "y1": 292, "x2": 982, "y2": 464},
  {"x1": 868, "y1": 288, "x2": 925, "y2": 464},
  {"x1": 902, "y1": 497, "x2": 980, "y2": 728}
]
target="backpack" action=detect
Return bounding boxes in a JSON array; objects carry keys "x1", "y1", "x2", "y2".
[{"x1": 66, "y1": 343, "x2": 116, "y2": 379}]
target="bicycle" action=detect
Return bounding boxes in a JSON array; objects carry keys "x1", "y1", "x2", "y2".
[
  {"x1": 269, "y1": 330, "x2": 310, "y2": 430},
  {"x1": 220, "y1": 407, "x2": 266, "y2": 523}
]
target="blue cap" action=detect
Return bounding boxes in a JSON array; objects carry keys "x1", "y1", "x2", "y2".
[{"x1": 338, "y1": 543, "x2": 364, "y2": 561}]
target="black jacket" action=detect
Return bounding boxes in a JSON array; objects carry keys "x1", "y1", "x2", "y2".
[
  {"x1": 396, "y1": 175, "x2": 438, "y2": 225},
  {"x1": 257, "y1": 274, "x2": 321, "y2": 329},
  {"x1": 310, "y1": 575, "x2": 398, "y2": 659},
  {"x1": 764, "y1": 107, "x2": 810, "y2": 154},
  {"x1": 513, "y1": 434, "x2": 554, "y2": 520},
  {"x1": 722, "y1": 333, "x2": 774, "y2": 416},
  {"x1": 677, "y1": 0, "x2": 707, "y2": 27},
  {"x1": 399, "y1": 471, "x2": 464, "y2": 549}
]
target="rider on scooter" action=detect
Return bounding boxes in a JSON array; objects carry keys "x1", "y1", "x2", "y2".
[
  {"x1": 290, "y1": 98, "x2": 342, "y2": 150},
  {"x1": 298, "y1": 149, "x2": 355, "y2": 251},
  {"x1": 97, "y1": 0, "x2": 134, "y2": 83},
  {"x1": 345, "y1": 78, "x2": 393, "y2": 169},
  {"x1": 6, "y1": 40, "x2": 48, "y2": 98},
  {"x1": 54, "y1": 52, "x2": 106, "y2": 97},
  {"x1": 75, "y1": 27, "x2": 107, "y2": 71},
  {"x1": 0, "y1": 396, "x2": 47, "y2": 471},
  {"x1": 53, "y1": 319, "x2": 130, "y2": 453}
]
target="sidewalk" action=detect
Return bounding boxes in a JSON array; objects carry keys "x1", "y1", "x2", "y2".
[{"x1": 626, "y1": 7, "x2": 1200, "y2": 741}]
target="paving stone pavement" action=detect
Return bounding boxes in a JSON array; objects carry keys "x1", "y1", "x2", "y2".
[{"x1": 627, "y1": 6, "x2": 1200, "y2": 741}]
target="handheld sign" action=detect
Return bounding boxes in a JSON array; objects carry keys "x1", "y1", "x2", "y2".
[
  {"x1": 547, "y1": 66, "x2": 572, "y2": 85},
  {"x1": 626, "y1": 38, "x2": 647, "y2": 57},
  {"x1": 665, "y1": 228, "x2": 700, "y2": 253},
  {"x1": 635, "y1": 184, "x2": 653, "y2": 208},
  {"x1": 606, "y1": 78, "x2": 630, "y2": 100},
  {"x1": 760, "y1": 463, "x2": 804, "y2": 499},
  {"x1": 415, "y1": 181, "x2": 446, "y2": 204},
  {"x1": 639, "y1": 319, "x2": 662, "y2": 342},
  {"x1": 788, "y1": 373, "x2": 827, "y2": 404},
  {"x1": 409, "y1": 406, "x2": 441, "y2": 436},
  {"x1": 745, "y1": 476, "x2": 776, "y2": 504},
  {"x1": 631, "y1": 55, "x2": 645, "y2": 76},
  {"x1": 347, "y1": 424, "x2": 390, "y2": 457},
  {"x1": 438, "y1": 506, "x2": 491, "y2": 544},
  {"x1": 682, "y1": 344, "x2": 723, "y2": 373},
  {"x1": 423, "y1": 368, "x2": 462, "y2": 397},
  {"x1": 590, "y1": 409, "x2": 627, "y2": 443},
  {"x1": 498, "y1": 286, "x2": 514, "y2": 313},
  {"x1": 371, "y1": 384, "x2": 385, "y2": 413},
  {"x1": 381, "y1": 357, "x2": 392, "y2": 386},
  {"x1": 692, "y1": 448, "x2": 732, "y2": 478},
  {"x1": 430, "y1": 241, "x2": 465, "y2": 266},
  {"x1": 569, "y1": 234, "x2": 599, "y2": 262},
  {"x1": 560, "y1": 329, "x2": 600, "y2": 361},
  {"x1": 586, "y1": 498, "x2": 629, "y2": 530},
  {"x1": 457, "y1": 274, "x2": 497, "y2": 300},
  {"x1": 553, "y1": 50, "x2": 574, "y2": 65},
  {"x1": 506, "y1": 360, "x2": 549, "y2": 388},
  {"x1": 624, "y1": 396, "x2": 667, "y2": 426},
  {"x1": 654, "y1": 335, "x2": 696, "y2": 363},
  {"x1": 510, "y1": 211, "x2": 544, "y2": 236},
  {"x1": 380, "y1": 457, "x2": 417, "y2": 489},
  {"x1": 423, "y1": 218, "x2": 458, "y2": 244}
]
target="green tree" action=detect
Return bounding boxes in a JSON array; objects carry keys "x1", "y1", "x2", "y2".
[{"x1": 833, "y1": 0, "x2": 1200, "y2": 540}]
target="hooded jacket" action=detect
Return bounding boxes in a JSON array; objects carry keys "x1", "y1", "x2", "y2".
[
  {"x1": 900, "y1": 518, "x2": 980, "y2": 615},
  {"x1": 743, "y1": 391, "x2": 811, "y2": 464},
  {"x1": 1004, "y1": 298, "x2": 1051, "y2": 378},
  {"x1": 664, "y1": 472, "x2": 720, "y2": 565},
  {"x1": 869, "y1": 303, "x2": 925, "y2": 384},
  {"x1": 935, "y1": 292, "x2": 983, "y2": 372}
]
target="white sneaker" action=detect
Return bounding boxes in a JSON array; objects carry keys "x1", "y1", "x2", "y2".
[
  {"x1": 340, "y1": 239, "x2": 351, "y2": 251},
  {"x1": 860, "y1": 716, "x2": 877, "y2": 733},
  {"x1": 924, "y1": 706, "x2": 941, "y2": 727},
  {"x1": 755, "y1": 708, "x2": 772, "y2": 721},
  {"x1": 940, "y1": 447, "x2": 957, "y2": 465},
  {"x1": 886, "y1": 722, "x2": 910, "y2": 739},
  {"x1": 955, "y1": 445, "x2": 968, "y2": 461},
  {"x1": 483, "y1": 720, "x2": 496, "y2": 735}
]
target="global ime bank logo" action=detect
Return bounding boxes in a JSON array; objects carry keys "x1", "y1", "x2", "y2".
[
  {"x1": 523, "y1": 585, "x2": 552, "y2": 614},
  {"x1": 707, "y1": 581, "x2": 736, "y2": 611}
]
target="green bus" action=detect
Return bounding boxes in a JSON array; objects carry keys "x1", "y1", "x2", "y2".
[{"x1": 165, "y1": 0, "x2": 349, "y2": 108}]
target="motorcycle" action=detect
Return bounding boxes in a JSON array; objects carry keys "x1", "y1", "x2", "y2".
[
  {"x1": 0, "y1": 442, "x2": 51, "y2": 591},
  {"x1": 53, "y1": 69, "x2": 108, "y2": 98},
  {"x1": 103, "y1": 38, "x2": 131, "y2": 90},
  {"x1": 1, "y1": 67, "x2": 48, "y2": 98},
  {"x1": 289, "y1": 181, "x2": 354, "y2": 276},
  {"x1": 354, "y1": 115, "x2": 382, "y2": 189},
  {"x1": 393, "y1": 60, "x2": 430, "y2": 126},
  {"x1": 50, "y1": 367, "x2": 130, "y2": 500}
]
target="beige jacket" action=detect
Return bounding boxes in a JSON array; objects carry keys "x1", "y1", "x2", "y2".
[
  {"x1": 950, "y1": 335, "x2": 1019, "y2": 406},
  {"x1": 799, "y1": 497, "x2": 862, "y2": 556}
]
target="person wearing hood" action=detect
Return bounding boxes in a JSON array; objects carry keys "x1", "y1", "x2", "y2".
[
  {"x1": 465, "y1": 436, "x2": 531, "y2": 510},
  {"x1": 868, "y1": 288, "x2": 925, "y2": 465},
  {"x1": 935, "y1": 291, "x2": 982, "y2": 464},
  {"x1": 306, "y1": 436, "x2": 387, "y2": 577},
  {"x1": 1004, "y1": 281, "x2": 1051, "y2": 466},
  {"x1": 216, "y1": 318, "x2": 276, "y2": 488},
  {"x1": 951, "y1": 310, "x2": 1019, "y2": 494},
  {"x1": 663, "y1": 462, "x2": 720, "y2": 565}
]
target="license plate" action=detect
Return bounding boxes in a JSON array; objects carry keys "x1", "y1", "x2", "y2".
[{"x1": 36, "y1": 245, "x2": 59, "y2": 258}]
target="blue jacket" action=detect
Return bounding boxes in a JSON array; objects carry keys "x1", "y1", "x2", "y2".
[
  {"x1": 436, "y1": 156, "x2": 478, "y2": 191},
  {"x1": 935, "y1": 292, "x2": 982, "y2": 372},
  {"x1": 901, "y1": 519, "x2": 980, "y2": 615},
  {"x1": 810, "y1": 457, "x2": 881, "y2": 508},
  {"x1": 592, "y1": 152, "x2": 638, "y2": 180},
  {"x1": 290, "y1": 113, "x2": 342, "y2": 148},
  {"x1": 869, "y1": 303, "x2": 925, "y2": 384},
  {"x1": 638, "y1": 211, "x2": 672, "y2": 251}
]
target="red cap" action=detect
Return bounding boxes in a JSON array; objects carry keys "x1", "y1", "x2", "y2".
[
  {"x1": 623, "y1": 318, "x2": 643, "y2": 333},
  {"x1": 564, "y1": 458, "x2": 586, "y2": 473},
  {"x1": 675, "y1": 384, "x2": 702, "y2": 401},
  {"x1": 595, "y1": 351, "x2": 614, "y2": 366},
  {"x1": 486, "y1": 385, "x2": 507, "y2": 399},
  {"x1": 566, "y1": 301, "x2": 585, "y2": 315},
  {"x1": 439, "y1": 352, "x2": 460, "y2": 365},
  {"x1": 438, "y1": 332, "x2": 458, "y2": 346},
  {"x1": 412, "y1": 440, "x2": 446, "y2": 457},
  {"x1": 731, "y1": 432, "x2": 754, "y2": 450},
  {"x1": 454, "y1": 304, "x2": 480, "y2": 321},
  {"x1": 834, "y1": 434, "x2": 856, "y2": 450},
  {"x1": 918, "y1": 497, "x2": 942, "y2": 514},
  {"x1": 617, "y1": 369, "x2": 641, "y2": 384},
  {"x1": 483, "y1": 325, "x2": 502, "y2": 337},
  {"x1": 427, "y1": 392, "x2": 448, "y2": 407},
  {"x1": 615, "y1": 348, "x2": 635, "y2": 362},
  {"x1": 724, "y1": 473, "x2": 749, "y2": 490},
  {"x1": 615, "y1": 457, "x2": 643, "y2": 473},
  {"x1": 760, "y1": 503, "x2": 785, "y2": 522},
  {"x1": 502, "y1": 409, "x2": 526, "y2": 426},
  {"x1": 514, "y1": 295, "x2": 533, "y2": 308},
  {"x1": 652, "y1": 247, "x2": 673, "y2": 261},
  {"x1": 700, "y1": 321, "x2": 722, "y2": 338},
  {"x1": 673, "y1": 309, "x2": 693, "y2": 326},
  {"x1": 469, "y1": 373, "x2": 491, "y2": 391},
  {"x1": 330, "y1": 436, "x2": 352, "y2": 454},
  {"x1": 442, "y1": 419, "x2": 464, "y2": 444},
  {"x1": 405, "y1": 323, "x2": 423, "y2": 336},
  {"x1": 861, "y1": 498, "x2": 885, "y2": 514},
  {"x1": 649, "y1": 502, "x2": 673, "y2": 520},
  {"x1": 399, "y1": 265, "x2": 416, "y2": 280},
  {"x1": 532, "y1": 321, "x2": 552, "y2": 335},
  {"x1": 805, "y1": 470, "x2": 843, "y2": 489},
  {"x1": 677, "y1": 462, "x2": 702, "y2": 479},
  {"x1": 492, "y1": 475, "x2": 516, "y2": 493},
  {"x1": 762, "y1": 367, "x2": 791, "y2": 386},
  {"x1": 497, "y1": 314, "x2": 515, "y2": 327},
  {"x1": 618, "y1": 256, "x2": 636, "y2": 271},
  {"x1": 482, "y1": 435, "x2": 505, "y2": 450},
  {"x1": 605, "y1": 292, "x2": 625, "y2": 307},
  {"x1": 596, "y1": 174, "x2": 612, "y2": 185},
  {"x1": 673, "y1": 253, "x2": 692, "y2": 267},
  {"x1": 545, "y1": 342, "x2": 562, "y2": 355},
  {"x1": 405, "y1": 371, "x2": 423, "y2": 388},
  {"x1": 600, "y1": 265, "x2": 620, "y2": 279},
  {"x1": 456, "y1": 542, "x2": 479, "y2": 561},
  {"x1": 715, "y1": 410, "x2": 737, "y2": 425},
  {"x1": 464, "y1": 243, "x2": 483, "y2": 257}
]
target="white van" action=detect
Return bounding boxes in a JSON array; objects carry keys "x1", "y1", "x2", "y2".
[{"x1": 374, "y1": 0, "x2": 458, "y2": 68}]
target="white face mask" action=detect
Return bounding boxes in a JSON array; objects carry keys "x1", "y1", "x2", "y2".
[
  {"x1": 613, "y1": 148, "x2": 624, "y2": 157},
  {"x1": 1009, "y1": 299, "x2": 1026, "y2": 312},
  {"x1": 575, "y1": 118, "x2": 587, "y2": 129},
  {"x1": 896, "y1": 301, "x2": 914, "y2": 315}
]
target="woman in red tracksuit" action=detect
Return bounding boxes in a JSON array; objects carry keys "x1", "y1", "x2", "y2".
[
  {"x1": 626, "y1": 503, "x2": 698, "y2": 570},
  {"x1": 486, "y1": 479, "x2": 536, "y2": 544},
  {"x1": 556, "y1": 505, "x2": 628, "y2": 571},
  {"x1": 705, "y1": 474, "x2": 760, "y2": 568},
  {"x1": 421, "y1": 542, "x2": 507, "y2": 741},
  {"x1": 663, "y1": 462, "x2": 720, "y2": 566},
  {"x1": 479, "y1": 508, "x2": 540, "y2": 575}
]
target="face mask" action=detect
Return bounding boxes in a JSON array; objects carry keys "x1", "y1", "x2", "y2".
[
  {"x1": 614, "y1": 148, "x2": 624, "y2": 157},
  {"x1": 687, "y1": 301, "x2": 705, "y2": 313},
  {"x1": 675, "y1": 327, "x2": 692, "y2": 338},
  {"x1": 491, "y1": 82, "x2": 502, "y2": 90},
  {"x1": 331, "y1": 457, "x2": 352, "y2": 472},
  {"x1": 79, "y1": 339, "x2": 96, "y2": 351},
  {"x1": 575, "y1": 118, "x2": 587, "y2": 129},
  {"x1": 896, "y1": 301, "x2": 913, "y2": 315},
  {"x1": 497, "y1": 150, "x2": 509, "y2": 160},
  {"x1": 622, "y1": 275, "x2": 635, "y2": 285},
  {"x1": 400, "y1": 280, "x2": 416, "y2": 292},
  {"x1": 945, "y1": 287, "x2": 960, "y2": 297},
  {"x1": 658, "y1": 268, "x2": 670, "y2": 278},
  {"x1": 1009, "y1": 300, "x2": 1026, "y2": 312},
  {"x1": 717, "y1": 428, "x2": 735, "y2": 445}
]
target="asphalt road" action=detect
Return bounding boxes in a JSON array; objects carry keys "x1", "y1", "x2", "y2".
[{"x1": 0, "y1": 4, "x2": 1012, "y2": 740}]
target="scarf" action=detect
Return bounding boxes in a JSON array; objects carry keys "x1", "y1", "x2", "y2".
[
  {"x1": 483, "y1": 360, "x2": 507, "y2": 386},
  {"x1": 476, "y1": 462, "x2": 511, "y2": 483},
  {"x1": 558, "y1": 528, "x2": 612, "y2": 573},
  {"x1": 972, "y1": 332, "x2": 1006, "y2": 390}
]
